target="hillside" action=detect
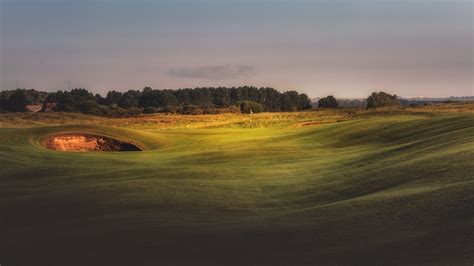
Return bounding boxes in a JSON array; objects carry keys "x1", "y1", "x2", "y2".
[{"x1": 0, "y1": 105, "x2": 473, "y2": 265}]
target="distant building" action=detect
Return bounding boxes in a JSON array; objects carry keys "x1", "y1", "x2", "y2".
[
  {"x1": 26, "y1": 104, "x2": 42, "y2": 113},
  {"x1": 43, "y1": 102, "x2": 57, "y2": 112}
]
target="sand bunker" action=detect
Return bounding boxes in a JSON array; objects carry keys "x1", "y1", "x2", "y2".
[{"x1": 44, "y1": 133, "x2": 142, "y2": 152}]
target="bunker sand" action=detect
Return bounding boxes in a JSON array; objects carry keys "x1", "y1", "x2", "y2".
[{"x1": 44, "y1": 133, "x2": 141, "y2": 152}]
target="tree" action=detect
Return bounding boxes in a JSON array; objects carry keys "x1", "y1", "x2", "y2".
[
  {"x1": 105, "y1": 90, "x2": 123, "y2": 106},
  {"x1": 237, "y1": 100, "x2": 263, "y2": 114},
  {"x1": 298, "y1": 94, "x2": 312, "y2": 110},
  {"x1": 42, "y1": 89, "x2": 96, "y2": 113},
  {"x1": 174, "y1": 89, "x2": 191, "y2": 105},
  {"x1": 95, "y1": 93, "x2": 110, "y2": 105},
  {"x1": 212, "y1": 87, "x2": 231, "y2": 107},
  {"x1": 318, "y1": 95, "x2": 339, "y2": 108},
  {"x1": 120, "y1": 90, "x2": 141, "y2": 108},
  {"x1": 139, "y1": 89, "x2": 177, "y2": 108},
  {"x1": 258, "y1": 87, "x2": 282, "y2": 111},
  {"x1": 3, "y1": 89, "x2": 28, "y2": 112},
  {"x1": 280, "y1": 91, "x2": 300, "y2": 111},
  {"x1": 366, "y1": 91, "x2": 400, "y2": 108}
]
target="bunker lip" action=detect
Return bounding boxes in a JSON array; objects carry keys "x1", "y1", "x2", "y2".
[{"x1": 43, "y1": 133, "x2": 142, "y2": 152}]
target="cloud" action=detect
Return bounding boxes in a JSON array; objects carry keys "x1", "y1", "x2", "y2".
[{"x1": 168, "y1": 64, "x2": 256, "y2": 80}]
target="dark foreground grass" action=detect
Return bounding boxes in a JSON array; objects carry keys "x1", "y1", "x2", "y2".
[{"x1": 0, "y1": 109, "x2": 473, "y2": 265}]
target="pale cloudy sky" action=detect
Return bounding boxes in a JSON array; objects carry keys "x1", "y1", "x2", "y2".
[{"x1": 1, "y1": 0, "x2": 472, "y2": 97}]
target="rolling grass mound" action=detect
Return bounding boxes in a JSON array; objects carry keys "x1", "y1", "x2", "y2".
[{"x1": 0, "y1": 108, "x2": 472, "y2": 265}]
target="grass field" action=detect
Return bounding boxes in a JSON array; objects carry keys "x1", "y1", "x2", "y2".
[{"x1": 1, "y1": 104, "x2": 473, "y2": 265}]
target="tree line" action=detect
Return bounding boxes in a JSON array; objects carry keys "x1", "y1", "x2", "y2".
[
  {"x1": 0, "y1": 86, "x2": 312, "y2": 116},
  {"x1": 0, "y1": 88, "x2": 406, "y2": 116}
]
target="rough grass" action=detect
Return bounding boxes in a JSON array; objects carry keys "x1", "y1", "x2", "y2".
[{"x1": 0, "y1": 104, "x2": 473, "y2": 265}]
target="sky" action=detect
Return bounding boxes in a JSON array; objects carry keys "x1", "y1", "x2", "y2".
[{"x1": 0, "y1": 0, "x2": 473, "y2": 98}]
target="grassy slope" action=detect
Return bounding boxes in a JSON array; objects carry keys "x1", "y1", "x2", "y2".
[{"x1": 0, "y1": 107, "x2": 473, "y2": 265}]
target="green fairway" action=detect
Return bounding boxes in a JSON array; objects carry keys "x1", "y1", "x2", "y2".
[{"x1": 1, "y1": 108, "x2": 473, "y2": 265}]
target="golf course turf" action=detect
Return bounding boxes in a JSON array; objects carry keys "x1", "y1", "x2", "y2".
[{"x1": 0, "y1": 105, "x2": 473, "y2": 265}]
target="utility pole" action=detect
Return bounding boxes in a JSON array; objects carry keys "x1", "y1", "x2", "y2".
[
  {"x1": 15, "y1": 80, "x2": 18, "y2": 89},
  {"x1": 68, "y1": 79, "x2": 71, "y2": 90}
]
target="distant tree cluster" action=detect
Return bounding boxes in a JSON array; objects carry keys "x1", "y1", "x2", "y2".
[
  {"x1": 366, "y1": 92, "x2": 401, "y2": 108},
  {"x1": 318, "y1": 95, "x2": 339, "y2": 108},
  {"x1": 315, "y1": 92, "x2": 401, "y2": 109},
  {"x1": 0, "y1": 89, "x2": 48, "y2": 112},
  {"x1": 0, "y1": 86, "x2": 312, "y2": 116}
]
